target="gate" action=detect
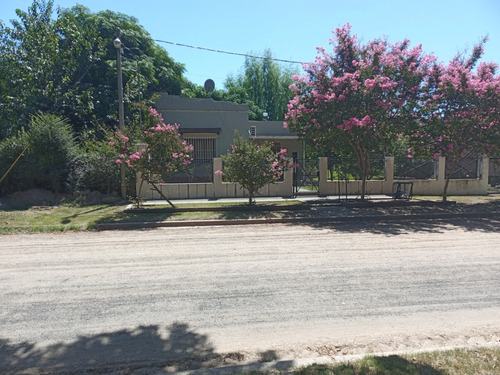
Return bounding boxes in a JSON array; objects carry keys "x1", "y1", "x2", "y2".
[
  {"x1": 490, "y1": 157, "x2": 500, "y2": 189},
  {"x1": 293, "y1": 157, "x2": 319, "y2": 196}
]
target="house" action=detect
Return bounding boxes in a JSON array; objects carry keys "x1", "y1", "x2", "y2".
[
  {"x1": 134, "y1": 93, "x2": 301, "y2": 199},
  {"x1": 154, "y1": 93, "x2": 303, "y2": 161}
]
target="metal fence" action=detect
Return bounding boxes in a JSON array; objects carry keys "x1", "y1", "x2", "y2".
[
  {"x1": 489, "y1": 157, "x2": 500, "y2": 187},
  {"x1": 162, "y1": 159, "x2": 214, "y2": 183},
  {"x1": 447, "y1": 157, "x2": 481, "y2": 179},
  {"x1": 327, "y1": 157, "x2": 385, "y2": 181},
  {"x1": 394, "y1": 158, "x2": 438, "y2": 180},
  {"x1": 293, "y1": 159, "x2": 319, "y2": 193}
]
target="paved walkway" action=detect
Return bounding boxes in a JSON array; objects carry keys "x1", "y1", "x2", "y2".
[{"x1": 142, "y1": 194, "x2": 391, "y2": 206}]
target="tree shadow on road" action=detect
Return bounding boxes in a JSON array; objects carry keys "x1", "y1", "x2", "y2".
[
  {"x1": 285, "y1": 216, "x2": 500, "y2": 236},
  {"x1": 281, "y1": 200, "x2": 500, "y2": 236},
  {"x1": 0, "y1": 322, "x2": 253, "y2": 374}
]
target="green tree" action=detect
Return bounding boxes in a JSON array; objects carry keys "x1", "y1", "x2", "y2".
[
  {"x1": 189, "y1": 49, "x2": 297, "y2": 120},
  {"x1": 0, "y1": 0, "x2": 61, "y2": 137},
  {"x1": 0, "y1": 0, "x2": 188, "y2": 139},
  {"x1": 219, "y1": 132, "x2": 291, "y2": 204},
  {"x1": 226, "y1": 49, "x2": 297, "y2": 120}
]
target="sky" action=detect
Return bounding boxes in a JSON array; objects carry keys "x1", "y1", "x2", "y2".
[{"x1": 1, "y1": 0, "x2": 499, "y2": 88}]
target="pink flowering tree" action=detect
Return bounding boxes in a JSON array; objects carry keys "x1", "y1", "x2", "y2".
[
  {"x1": 285, "y1": 24, "x2": 435, "y2": 199},
  {"x1": 409, "y1": 39, "x2": 500, "y2": 201},
  {"x1": 111, "y1": 106, "x2": 193, "y2": 207},
  {"x1": 218, "y1": 132, "x2": 291, "y2": 205}
]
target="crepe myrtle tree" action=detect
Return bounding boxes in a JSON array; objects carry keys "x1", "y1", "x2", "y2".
[
  {"x1": 285, "y1": 24, "x2": 435, "y2": 199},
  {"x1": 217, "y1": 132, "x2": 291, "y2": 205},
  {"x1": 111, "y1": 105, "x2": 193, "y2": 207},
  {"x1": 408, "y1": 39, "x2": 500, "y2": 201}
]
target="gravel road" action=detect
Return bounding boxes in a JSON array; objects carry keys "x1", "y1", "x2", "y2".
[{"x1": 1, "y1": 220, "x2": 499, "y2": 373}]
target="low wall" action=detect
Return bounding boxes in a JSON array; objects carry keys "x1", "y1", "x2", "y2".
[
  {"x1": 318, "y1": 157, "x2": 489, "y2": 197},
  {"x1": 139, "y1": 158, "x2": 294, "y2": 200},
  {"x1": 138, "y1": 156, "x2": 489, "y2": 200}
]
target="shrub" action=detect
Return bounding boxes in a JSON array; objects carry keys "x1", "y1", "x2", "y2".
[
  {"x1": 24, "y1": 113, "x2": 80, "y2": 193},
  {"x1": 74, "y1": 128, "x2": 121, "y2": 194},
  {"x1": 0, "y1": 131, "x2": 30, "y2": 196},
  {"x1": 219, "y1": 132, "x2": 291, "y2": 204}
]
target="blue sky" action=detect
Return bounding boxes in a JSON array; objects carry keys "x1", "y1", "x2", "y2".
[{"x1": 1, "y1": 0, "x2": 499, "y2": 87}]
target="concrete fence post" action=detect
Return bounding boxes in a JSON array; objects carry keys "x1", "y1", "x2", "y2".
[
  {"x1": 318, "y1": 157, "x2": 328, "y2": 196},
  {"x1": 384, "y1": 156, "x2": 395, "y2": 195},
  {"x1": 437, "y1": 156, "x2": 447, "y2": 194},
  {"x1": 480, "y1": 156, "x2": 489, "y2": 193}
]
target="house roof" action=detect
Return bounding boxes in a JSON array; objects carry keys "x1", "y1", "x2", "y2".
[{"x1": 179, "y1": 128, "x2": 222, "y2": 134}]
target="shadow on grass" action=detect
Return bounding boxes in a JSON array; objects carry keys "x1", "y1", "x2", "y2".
[
  {"x1": 0, "y1": 322, "x2": 254, "y2": 374},
  {"x1": 96, "y1": 203, "x2": 297, "y2": 225},
  {"x1": 93, "y1": 199, "x2": 500, "y2": 235},
  {"x1": 300, "y1": 355, "x2": 443, "y2": 374},
  {"x1": 61, "y1": 205, "x2": 110, "y2": 224},
  {"x1": 94, "y1": 209, "x2": 177, "y2": 225}
]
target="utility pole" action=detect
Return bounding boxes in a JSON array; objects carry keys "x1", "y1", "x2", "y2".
[{"x1": 114, "y1": 30, "x2": 126, "y2": 199}]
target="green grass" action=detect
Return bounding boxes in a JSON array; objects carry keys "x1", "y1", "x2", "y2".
[
  {"x1": 1, "y1": 195, "x2": 499, "y2": 234},
  {"x1": 243, "y1": 347, "x2": 500, "y2": 375},
  {"x1": 294, "y1": 347, "x2": 499, "y2": 375},
  {"x1": 0, "y1": 200, "x2": 303, "y2": 233},
  {"x1": 0, "y1": 204, "x2": 125, "y2": 233}
]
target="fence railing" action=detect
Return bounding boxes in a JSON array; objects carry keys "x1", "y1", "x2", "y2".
[
  {"x1": 447, "y1": 157, "x2": 481, "y2": 179},
  {"x1": 489, "y1": 157, "x2": 500, "y2": 187},
  {"x1": 327, "y1": 157, "x2": 385, "y2": 181},
  {"x1": 162, "y1": 159, "x2": 214, "y2": 183},
  {"x1": 140, "y1": 156, "x2": 490, "y2": 200},
  {"x1": 394, "y1": 158, "x2": 438, "y2": 180}
]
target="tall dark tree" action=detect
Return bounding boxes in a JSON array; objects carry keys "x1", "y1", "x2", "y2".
[
  {"x1": 0, "y1": 0, "x2": 62, "y2": 137},
  {"x1": 0, "y1": 0, "x2": 188, "y2": 139}
]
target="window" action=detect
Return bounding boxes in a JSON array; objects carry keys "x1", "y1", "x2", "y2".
[
  {"x1": 183, "y1": 137, "x2": 216, "y2": 161},
  {"x1": 271, "y1": 142, "x2": 281, "y2": 154}
]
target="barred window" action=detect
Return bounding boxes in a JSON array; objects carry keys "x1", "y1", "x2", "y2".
[{"x1": 184, "y1": 137, "x2": 216, "y2": 161}]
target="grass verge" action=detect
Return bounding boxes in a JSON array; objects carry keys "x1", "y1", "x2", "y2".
[
  {"x1": 1, "y1": 195, "x2": 499, "y2": 234},
  {"x1": 248, "y1": 347, "x2": 499, "y2": 375},
  {"x1": 0, "y1": 204, "x2": 125, "y2": 234},
  {"x1": 0, "y1": 200, "x2": 302, "y2": 233}
]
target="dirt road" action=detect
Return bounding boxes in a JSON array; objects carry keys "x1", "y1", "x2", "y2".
[{"x1": 1, "y1": 220, "x2": 499, "y2": 373}]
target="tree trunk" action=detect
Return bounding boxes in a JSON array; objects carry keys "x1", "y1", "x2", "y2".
[
  {"x1": 135, "y1": 174, "x2": 146, "y2": 208},
  {"x1": 359, "y1": 151, "x2": 370, "y2": 201},
  {"x1": 442, "y1": 157, "x2": 460, "y2": 202},
  {"x1": 442, "y1": 176, "x2": 450, "y2": 202},
  {"x1": 147, "y1": 176, "x2": 175, "y2": 207},
  {"x1": 360, "y1": 172, "x2": 367, "y2": 200},
  {"x1": 248, "y1": 189, "x2": 255, "y2": 205}
]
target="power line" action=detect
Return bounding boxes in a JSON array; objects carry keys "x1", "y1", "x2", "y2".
[{"x1": 153, "y1": 39, "x2": 304, "y2": 65}]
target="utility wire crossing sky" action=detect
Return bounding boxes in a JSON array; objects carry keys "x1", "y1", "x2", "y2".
[{"x1": 1, "y1": 0, "x2": 499, "y2": 87}]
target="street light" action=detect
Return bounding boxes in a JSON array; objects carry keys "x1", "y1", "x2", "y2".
[{"x1": 114, "y1": 36, "x2": 126, "y2": 199}]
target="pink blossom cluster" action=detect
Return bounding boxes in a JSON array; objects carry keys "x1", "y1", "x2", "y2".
[{"x1": 337, "y1": 116, "x2": 373, "y2": 131}]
